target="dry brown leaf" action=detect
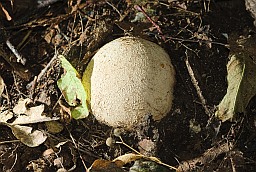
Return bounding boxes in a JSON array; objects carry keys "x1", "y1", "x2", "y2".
[
  {"x1": 0, "y1": 109, "x2": 13, "y2": 123},
  {"x1": 89, "y1": 159, "x2": 126, "y2": 172},
  {"x1": 0, "y1": 98, "x2": 59, "y2": 147},
  {"x1": 113, "y1": 153, "x2": 144, "y2": 165},
  {"x1": 10, "y1": 125, "x2": 47, "y2": 147},
  {"x1": 12, "y1": 98, "x2": 59, "y2": 125},
  {"x1": 13, "y1": 98, "x2": 40, "y2": 115},
  {"x1": 216, "y1": 51, "x2": 256, "y2": 121}
]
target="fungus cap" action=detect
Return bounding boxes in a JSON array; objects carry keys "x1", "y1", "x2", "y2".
[{"x1": 82, "y1": 36, "x2": 175, "y2": 129}]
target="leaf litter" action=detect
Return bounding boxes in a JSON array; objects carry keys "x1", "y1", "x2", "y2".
[
  {"x1": 57, "y1": 55, "x2": 89, "y2": 119},
  {"x1": 0, "y1": 0, "x2": 256, "y2": 171},
  {"x1": 0, "y1": 98, "x2": 59, "y2": 147},
  {"x1": 216, "y1": 35, "x2": 256, "y2": 121}
]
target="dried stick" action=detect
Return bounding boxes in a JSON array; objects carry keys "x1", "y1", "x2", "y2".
[
  {"x1": 177, "y1": 141, "x2": 233, "y2": 171},
  {"x1": 184, "y1": 51, "x2": 212, "y2": 117},
  {"x1": 27, "y1": 54, "x2": 57, "y2": 98},
  {"x1": 106, "y1": 1, "x2": 123, "y2": 19},
  {"x1": 134, "y1": 5, "x2": 228, "y2": 47},
  {"x1": 0, "y1": 140, "x2": 20, "y2": 145},
  {"x1": 66, "y1": 127, "x2": 89, "y2": 172},
  {"x1": 6, "y1": 40, "x2": 26, "y2": 65},
  {"x1": 166, "y1": 36, "x2": 229, "y2": 47}
]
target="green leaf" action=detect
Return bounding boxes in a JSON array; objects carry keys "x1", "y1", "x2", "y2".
[
  {"x1": 82, "y1": 58, "x2": 94, "y2": 105},
  {"x1": 215, "y1": 52, "x2": 256, "y2": 122},
  {"x1": 57, "y1": 55, "x2": 89, "y2": 119}
]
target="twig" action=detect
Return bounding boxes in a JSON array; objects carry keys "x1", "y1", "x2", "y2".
[
  {"x1": 45, "y1": 131, "x2": 99, "y2": 159},
  {"x1": 230, "y1": 156, "x2": 237, "y2": 172},
  {"x1": 17, "y1": 30, "x2": 33, "y2": 50},
  {"x1": 0, "y1": 140, "x2": 20, "y2": 145},
  {"x1": 3, "y1": 82, "x2": 10, "y2": 109},
  {"x1": 67, "y1": 127, "x2": 89, "y2": 172},
  {"x1": 116, "y1": 136, "x2": 178, "y2": 171},
  {"x1": 10, "y1": 153, "x2": 18, "y2": 171},
  {"x1": 177, "y1": 141, "x2": 233, "y2": 171},
  {"x1": 184, "y1": 50, "x2": 212, "y2": 117},
  {"x1": 6, "y1": 40, "x2": 26, "y2": 65},
  {"x1": 166, "y1": 36, "x2": 229, "y2": 47},
  {"x1": 28, "y1": 54, "x2": 58, "y2": 97},
  {"x1": 12, "y1": 71, "x2": 26, "y2": 97},
  {"x1": 203, "y1": 0, "x2": 211, "y2": 13},
  {"x1": 159, "y1": 2, "x2": 200, "y2": 16},
  {"x1": 106, "y1": 1, "x2": 123, "y2": 20},
  {"x1": 116, "y1": 136, "x2": 141, "y2": 155},
  {"x1": 0, "y1": 3, "x2": 12, "y2": 21},
  {"x1": 0, "y1": 46, "x2": 31, "y2": 80},
  {"x1": 134, "y1": 5, "x2": 165, "y2": 41}
]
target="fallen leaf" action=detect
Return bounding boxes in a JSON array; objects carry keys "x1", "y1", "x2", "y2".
[
  {"x1": 216, "y1": 52, "x2": 256, "y2": 121},
  {"x1": 0, "y1": 98, "x2": 59, "y2": 147},
  {"x1": 90, "y1": 153, "x2": 174, "y2": 172},
  {"x1": 12, "y1": 98, "x2": 59, "y2": 125},
  {"x1": 45, "y1": 121, "x2": 64, "y2": 134},
  {"x1": 13, "y1": 98, "x2": 32, "y2": 114},
  {"x1": 10, "y1": 124, "x2": 47, "y2": 147},
  {"x1": 57, "y1": 55, "x2": 89, "y2": 119},
  {"x1": 0, "y1": 108, "x2": 13, "y2": 123},
  {"x1": 89, "y1": 159, "x2": 126, "y2": 172},
  {"x1": 113, "y1": 153, "x2": 144, "y2": 166}
]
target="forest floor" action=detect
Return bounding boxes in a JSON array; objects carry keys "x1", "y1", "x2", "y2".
[{"x1": 0, "y1": 0, "x2": 256, "y2": 171}]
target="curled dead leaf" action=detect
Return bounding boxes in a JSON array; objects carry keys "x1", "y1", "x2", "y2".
[
  {"x1": 113, "y1": 153, "x2": 144, "y2": 166},
  {"x1": 10, "y1": 125, "x2": 47, "y2": 147},
  {"x1": 216, "y1": 52, "x2": 256, "y2": 121}
]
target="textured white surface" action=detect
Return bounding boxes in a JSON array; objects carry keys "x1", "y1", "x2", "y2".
[{"x1": 87, "y1": 36, "x2": 175, "y2": 129}]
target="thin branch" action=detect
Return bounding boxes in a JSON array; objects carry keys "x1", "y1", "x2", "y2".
[
  {"x1": 0, "y1": 140, "x2": 20, "y2": 145},
  {"x1": 166, "y1": 36, "x2": 229, "y2": 47},
  {"x1": 66, "y1": 127, "x2": 89, "y2": 172},
  {"x1": 177, "y1": 141, "x2": 233, "y2": 171},
  {"x1": 184, "y1": 50, "x2": 212, "y2": 117},
  {"x1": 6, "y1": 40, "x2": 26, "y2": 65},
  {"x1": 134, "y1": 5, "x2": 165, "y2": 41}
]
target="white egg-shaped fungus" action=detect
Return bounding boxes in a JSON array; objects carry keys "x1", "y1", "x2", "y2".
[{"x1": 82, "y1": 36, "x2": 175, "y2": 129}]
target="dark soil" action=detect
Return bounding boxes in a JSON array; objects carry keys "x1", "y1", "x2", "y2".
[{"x1": 0, "y1": 0, "x2": 256, "y2": 172}]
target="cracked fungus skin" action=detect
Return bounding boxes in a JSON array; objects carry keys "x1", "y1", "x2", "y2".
[{"x1": 84, "y1": 36, "x2": 175, "y2": 129}]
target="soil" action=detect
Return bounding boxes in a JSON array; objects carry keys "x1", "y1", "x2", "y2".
[{"x1": 0, "y1": 0, "x2": 256, "y2": 172}]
